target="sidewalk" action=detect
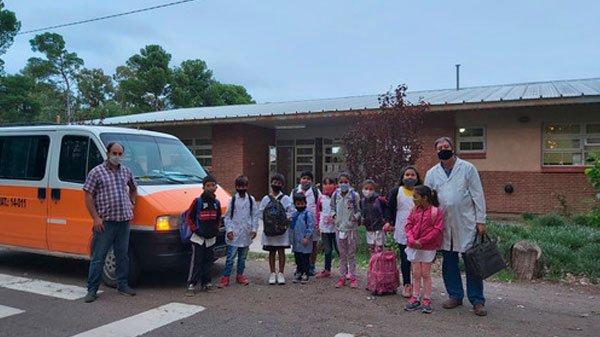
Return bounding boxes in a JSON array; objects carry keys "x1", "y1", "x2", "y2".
[{"x1": 249, "y1": 220, "x2": 291, "y2": 254}]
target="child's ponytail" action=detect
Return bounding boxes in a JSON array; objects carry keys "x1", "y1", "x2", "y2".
[{"x1": 414, "y1": 185, "x2": 440, "y2": 208}]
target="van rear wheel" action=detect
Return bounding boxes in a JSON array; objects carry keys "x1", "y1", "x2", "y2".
[{"x1": 102, "y1": 247, "x2": 141, "y2": 288}]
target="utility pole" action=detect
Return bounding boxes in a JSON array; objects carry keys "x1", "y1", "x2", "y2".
[{"x1": 456, "y1": 64, "x2": 461, "y2": 90}]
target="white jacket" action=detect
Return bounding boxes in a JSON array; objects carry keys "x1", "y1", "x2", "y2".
[
  {"x1": 223, "y1": 193, "x2": 259, "y2": 247},
  {"x1": 424, "y1": 157, "x2": 486, "y2": 253}
]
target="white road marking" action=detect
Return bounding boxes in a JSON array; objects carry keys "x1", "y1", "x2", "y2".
[
  {"x1": 334, "y1": 334, "x2": 355, "y2": 337},
  {"x1": 0, "y1": 273, "x2": 94, "y2": 300},
  {"x1": 70, "y1": 302, "x2": 205, "y2": 337},
  {"x1": 0, "y1": 304, "x2": 25, "y2": 319}
]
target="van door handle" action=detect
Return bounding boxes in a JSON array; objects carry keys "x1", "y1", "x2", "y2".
[
  {"x1": 51, "y1": 189, "x2": 61, "y2": 201},
  {"x1": 37, "y1": 188, "x2": 47, "y2": 200}
]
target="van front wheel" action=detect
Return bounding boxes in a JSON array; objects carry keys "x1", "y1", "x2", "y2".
[{"x1": 101, "y1": 247, "x2": 141, "y2": 288}]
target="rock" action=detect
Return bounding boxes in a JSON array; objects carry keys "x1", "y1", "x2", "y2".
[{"x1": 510, "y1": 241, "x2": 543, "y2": 281}]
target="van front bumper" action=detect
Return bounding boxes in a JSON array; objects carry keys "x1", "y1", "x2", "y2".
[{"x1": 130, "y1": 227, "x2": 227, "y2": 270}]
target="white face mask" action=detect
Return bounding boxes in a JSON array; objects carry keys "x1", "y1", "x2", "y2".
[
  {"x1": 362, "y1": 189, "x2": 374, "y2": 199},
  {"x1": 109, "y1": 155, "x2": 123, "y2": 165}
]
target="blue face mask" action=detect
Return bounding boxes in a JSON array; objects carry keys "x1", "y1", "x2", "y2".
[{"x1": 339, "y1": 183, "x2": 350, "y2": 192}]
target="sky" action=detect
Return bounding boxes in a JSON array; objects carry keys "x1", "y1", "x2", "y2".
[{"x1": 2, "y1": 0, "x2": 600, "y2": 104}]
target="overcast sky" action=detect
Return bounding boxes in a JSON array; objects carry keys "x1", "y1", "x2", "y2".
[{"x1": 3, "y1": 0, "x2": 599, "y2": 103}]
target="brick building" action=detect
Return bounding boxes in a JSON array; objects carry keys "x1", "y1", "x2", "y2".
[{"x1": 97, "y1": 78, "x2": 600, "y2": 215}]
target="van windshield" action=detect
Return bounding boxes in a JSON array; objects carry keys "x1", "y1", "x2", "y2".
[{"x1": 100, "y1": 133, "x2": 207, "y2": 185}]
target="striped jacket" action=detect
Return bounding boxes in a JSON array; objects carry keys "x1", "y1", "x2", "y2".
[{"x1": 186, "y1": 197, "x2": 221, "y2": 239}]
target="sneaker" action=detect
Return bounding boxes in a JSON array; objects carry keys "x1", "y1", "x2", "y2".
[
  {"x1": 117, "y1": 286, "x2": 136, "y2": 296},
  {"x1": 202, "y1": 283, "x2": 216, "y2": 293},
  {"x1": 404, "y1": 297, "x2": 421, "y2": 311},
  {"x1": 84, "y1": 290, "x2": 97, "y2": 303},
  {"x1": 308, "y1": 264, "x2": 316, "y2": 276},
  {"x1": 349, "y1": 278, "x2": 358, "y2": 288},
  {"x1": 473, "y1": 303, "x2": 488, "y2": 316},
  {"x1": 236, "y1": 275, "x2": 249, "y2": 285},
  {"x1": 268, "y1": 272, "x2": 277, "y2": 285},
  {"x1": 335, "y1": 277, "x2": 346, "y2": 288},
  {"x1": 421, "y1": 299, "x2": 432, "y2": 314},
  {"x1": 442, "y1": 298, "x2": 463, "y2": 309},
  {"x1": 277, "y1": 272, "x2": 286, "y2": 285},
  {"x1": 217, "y1": 276, "x2": 230, "y2": 288},
  {"x1": 315, "y1": 270, "x2": 331, "y2": 278},
  {"x1": 293, "y1": 274, "x2": 302, "y2": 283},
  {"x1": 301, "y1": 274, "x2": 309, "y2": 284},
  {"x1": 185, "y1": 284, "x2": 195, "y2": 297},
  {"x1": 401, "y1": 284, "x2": 412, "y2": 298}
]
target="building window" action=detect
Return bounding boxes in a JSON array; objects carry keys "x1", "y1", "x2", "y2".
[
  {"x1": 457, "y1": 127, "x2": 485, "y2": 153},
  {"x1": 323, "y1": 138, "x2": 346, "y2": 176},
  {"x1": 183, "y1": 138, "x2": 212, "y2": 168},
  {"x1": 543, "y1": 123, "x2": 600, "y2": 166}
]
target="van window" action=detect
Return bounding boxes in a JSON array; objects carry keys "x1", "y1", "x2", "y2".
[
  {"x1": 59, "y1": 136, "x2": 104, "y2": 183},
  {"x1": 100, "y1": 133, "x2": 207, "y2": 185},
  {"x1": 0, "y1": 135, "x2": 50, "y2": 180}
]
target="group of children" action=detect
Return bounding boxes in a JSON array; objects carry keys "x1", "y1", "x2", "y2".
[{"x1": 184, "y1": 167, "x2": 444, "y2": 313}]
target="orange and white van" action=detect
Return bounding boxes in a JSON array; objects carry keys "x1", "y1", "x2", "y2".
[{"x1": 0, "y1": 125, "x2": 230, "y2": 285}]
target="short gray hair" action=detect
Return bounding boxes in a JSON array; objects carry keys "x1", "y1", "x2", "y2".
[{"x1": 434, "y1": 137, "x2": 454, "y2": 150}]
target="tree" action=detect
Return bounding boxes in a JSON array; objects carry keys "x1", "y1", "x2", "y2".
[
  {"x1": 169, "y1": 59, "x2": 215, "y2": 108},
  {"x1": 0, "y1": 1, "x2": 20, "y2": 72},
  {"x1": 75, "y1": 68, "x2": 114, "y2": 108},
  {"x1": 342, "y1": 84, "x2": 428, "y2": 197},
  {"x1": 115, "y1": 45, "x2": 171, "y2": 112},
  {"x1": 0, "y1": 74, "x2": 40, "y2": 123},
  {"x1": 203, "y1": 83, "x2": 255, "y2": 106},
  {"x1": 27, "y1": 32, "x2": 84, "y2": 123}
]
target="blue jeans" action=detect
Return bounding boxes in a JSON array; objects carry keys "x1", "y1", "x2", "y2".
[
  {"x1": 321, "y1": 232, "x2": 337, "y2": 271},
  {"x1": 442, "y1": 250, "x2": 485, "y2": 305},
  {"x1": 223, "y1": 246, "x2": 249, "y2": 277},
  {"x1": 87, "y1": 221, "x2": 130, "y2": 292}
]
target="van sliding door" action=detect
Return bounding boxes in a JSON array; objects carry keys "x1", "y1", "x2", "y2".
[{"x1": 47, "y1": 133, "x2": 104, "y2": 255}]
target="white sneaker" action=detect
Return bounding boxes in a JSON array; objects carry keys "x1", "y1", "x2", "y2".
[
  {"x1": 277, "y1": 272, "x2": 286, "y2": 285},
  {"x1": 268, "y1": 272, "x2": 277, "y2": 285}
]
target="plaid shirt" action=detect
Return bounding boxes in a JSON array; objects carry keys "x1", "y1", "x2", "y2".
[{"x1": 83, "y1": 161, "x2": 137, "y2": 222}]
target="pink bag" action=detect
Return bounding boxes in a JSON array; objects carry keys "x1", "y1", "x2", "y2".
[{"x1": 367, "y1": 232, "x2": 400, "y2": 295}]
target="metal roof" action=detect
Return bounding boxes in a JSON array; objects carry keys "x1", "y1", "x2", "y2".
[{"x1": 97, "y1": 78, "x2": 600, "y2": 126}]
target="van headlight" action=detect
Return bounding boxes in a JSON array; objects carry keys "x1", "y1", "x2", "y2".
[{"x1": 155, "y1": 215, "x2": 180, "y2": 231}]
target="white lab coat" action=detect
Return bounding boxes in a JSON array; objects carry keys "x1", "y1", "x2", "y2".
[
  {"x1": 424, "y1": 157, "x2": 486, "y2": 253},
  {"x1": 223, "y1": 193, "x2": 259, "y2": 247}
]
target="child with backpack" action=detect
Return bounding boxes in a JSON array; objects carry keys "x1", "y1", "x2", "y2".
[
  {"x1": 360, "y1": 179, "x2": 388, "y2": 256},
  {"x1": 290, "y1": 170, "x2": 321, "y2": 276},
  {"x1": 217, "y1": 176, "x2": 259, "y2": 288},
  {"x1": 331, "y1": 172, "x2": 361, "y2": 288},
  {"x1": 403, "y1": 185, "x2": 444, "y2": 314},
  {"x1": 289, "y1": 193, "x2": 315, "y2": 283},
  {"x1": 185, "y1": 175, "x2": 222, "y2": 296},
  {"x1": 315, "y1": 177, "x2": 337, "y2": 278},
  {"x1": 384, "y1": 165, "x2": 423, "y2": 298},
  {"x1": 260, "y1": 174, "x2": 295, "y2": 285}
]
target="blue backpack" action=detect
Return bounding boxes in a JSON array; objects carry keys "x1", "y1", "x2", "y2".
[{"x1": 180, "y1": 197, "x2": 202, "y2": 243}]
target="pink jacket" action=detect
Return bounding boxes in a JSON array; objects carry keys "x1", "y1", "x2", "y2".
[{"x1": 405, "y1": 206, "x2": 444, "y2": 250}]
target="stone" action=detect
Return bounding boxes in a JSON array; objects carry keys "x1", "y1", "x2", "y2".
[{"x1": 510, "y1": 240, "x2": 543, "y2": 281}]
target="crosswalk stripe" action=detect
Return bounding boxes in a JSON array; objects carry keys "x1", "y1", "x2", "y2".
[
  {"x1": 0, "y1": 304, "x2": 25, "y2": 319},
  {"x1": 0, "y1": 273, "x2": 93, "y2": 300},
  {"x1": 70, "y1": 302, "x2": 205, "y2": 337}
]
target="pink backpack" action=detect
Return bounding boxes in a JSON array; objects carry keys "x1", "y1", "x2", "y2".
[{"x1": 367, "y1": 232, "x2": 400, "y2": 295}]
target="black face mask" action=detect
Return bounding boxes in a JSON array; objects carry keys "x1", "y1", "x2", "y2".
[
  {"x1": 236, "y1": 189, "x2": 247, "y2": 196},
  {"x1": 271, "y1": 185, "x2": 282, "y2": 193},
  {"x1": 202, "y1": 189, "x2": 215, "y2": 200},
  {"x1": 402, "y1": 179, "x2": 418, "y2": 187},
  {"x1": 438, "y1": 149, "x2": 453, "y2": 160},
  {"x1": 296, "y1": 206, "x2": 306, "y2": 213}
]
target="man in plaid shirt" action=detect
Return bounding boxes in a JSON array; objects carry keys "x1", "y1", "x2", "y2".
[{"x1": 83, "y1": 142, "x2": 138, "y2": 303}]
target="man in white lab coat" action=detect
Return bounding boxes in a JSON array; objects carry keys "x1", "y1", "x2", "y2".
[{"x1": 424, "y1": 137, "x2": 488, "y2": 316}]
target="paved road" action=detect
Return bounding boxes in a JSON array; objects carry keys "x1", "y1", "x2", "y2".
[{"x1": 0, "y1": 248, "x2": 598, "y2": 337}]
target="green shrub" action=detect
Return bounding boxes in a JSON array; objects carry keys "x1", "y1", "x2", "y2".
[
  {"x1": 521, "y1": 212, "x2": 538, "y2": 221},
  {"x1": 531, "y1": 213, "x2": 568, "y2": 227},
  {"x1": 572, "y1": 214, "x2": 594, "y2": 227}
]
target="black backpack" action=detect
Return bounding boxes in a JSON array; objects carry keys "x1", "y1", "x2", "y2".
[{"x1": 263, "y1": 195, "x2": 288, "y2": 236}]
